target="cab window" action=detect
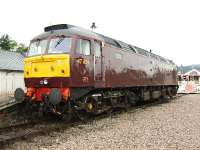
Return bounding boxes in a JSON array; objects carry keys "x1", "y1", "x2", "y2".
[
  {"x1": 76, "y1": 39, "x2": 90, "y2": 55},
  {"x1": 28, "y1": 39, "x2": 48, "y2": 56},
  {"x1": 48, "y1": 37, "x2": 72, "y2": 54},
  {"x1": 94, "y1": 41, "x2": 101, "y2": 57}
]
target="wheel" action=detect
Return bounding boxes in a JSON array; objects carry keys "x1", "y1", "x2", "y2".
[
  {"x1": 62, "y1": 101, "x2": 72, "y2": 122},
  {"x1": 127, "y1": 92, "x2": 139, "y2": 106},
  {"x1": 75, "y1": 109, "x2": 90, "y2": 122}
]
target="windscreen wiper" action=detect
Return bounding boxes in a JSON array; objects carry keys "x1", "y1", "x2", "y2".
[{"x1": 55, "y1": 37, "x2": 64, "y2": 48}]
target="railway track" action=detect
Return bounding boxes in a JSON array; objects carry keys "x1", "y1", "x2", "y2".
[{"x1": 0, "y1": 94, "x2": 185, "y2": 149}]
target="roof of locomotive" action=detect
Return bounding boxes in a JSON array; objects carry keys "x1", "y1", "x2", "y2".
[
  {"x1": 31, "y1": 24, "x2": 175, "y2": 65},
  {"x1": 32, "y1": 24, "x2": 104, "y2": 41}
]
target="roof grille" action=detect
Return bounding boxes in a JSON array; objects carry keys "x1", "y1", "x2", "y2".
[{"x1": 44, "y1": 24, "x2": 74, "y2": 32}]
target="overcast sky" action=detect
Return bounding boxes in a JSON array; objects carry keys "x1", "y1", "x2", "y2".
[{"x1": 0, "y1": 0, "x2": 199, "y2": 66}]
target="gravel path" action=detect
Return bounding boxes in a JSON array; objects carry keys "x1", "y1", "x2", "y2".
[{"x1": 5, "y1": 94, "x2": 200, "y2": 150}]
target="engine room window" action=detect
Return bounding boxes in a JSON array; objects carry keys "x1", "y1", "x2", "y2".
[
  {"x1": 48, "y1": 37, "x2": 72, "y2": 54},
  {"x1": 76, "y1": 39, "x2": 91, "y2": 55},
  {"x1": 28, "y1": 39, "x2": 48, "y2": 56},
  {"x1": 94, "y1": 41, "x2": 101, "y2": 57}
]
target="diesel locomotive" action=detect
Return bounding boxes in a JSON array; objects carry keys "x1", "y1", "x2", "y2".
[{"x1": 14, "y1": 24, "x2": 178, "y2": 120}]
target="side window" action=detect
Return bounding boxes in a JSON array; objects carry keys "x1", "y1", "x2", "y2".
[
  {"x1": 115, "y1": 53, "x2": 122, "y2": 60},
  {"x1": 76, "y1": 39, "x2": 91, "y2": 55},
  {"x1": 94, "y1": 41, "x2": 101, "y2": 57}
]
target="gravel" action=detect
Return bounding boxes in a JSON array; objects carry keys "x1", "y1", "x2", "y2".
[{"x1": 5, "y1": 94, "x2": 200, "y2": 150}]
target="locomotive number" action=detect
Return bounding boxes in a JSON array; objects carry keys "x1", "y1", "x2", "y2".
[
  {"x1": 76, "y1": 58, "x2": 89, "y2": 65},
  {"x1": 82, "y1": 76, "x2": 89, "y2": 83}
]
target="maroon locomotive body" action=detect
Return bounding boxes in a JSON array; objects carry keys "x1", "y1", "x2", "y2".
[{"x1": 15, "y1": 24, "x2": 178, "y2": 120}]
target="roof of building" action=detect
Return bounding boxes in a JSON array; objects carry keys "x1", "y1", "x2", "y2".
[
  {"x1": 0, "y1": 49, "x2": 24, "y2": 71},
  {"x1": 178, "y1": 65, "x2": 200, "y2": 74},
  {"x1": 184, "y1": 69, "x2": 200, "y2": 76}
]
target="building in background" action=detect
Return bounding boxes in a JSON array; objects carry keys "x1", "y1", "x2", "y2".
[
  {"x1": 0, "y1": 49, "x2": 24, "y2": 103},
  {"x1": 178, "y1": 69, "x2": 200, "y2": 93}
]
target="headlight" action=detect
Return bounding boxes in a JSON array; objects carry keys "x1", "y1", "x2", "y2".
[{"x1": 43, "y1": 79, "x2": 48, "y2": 85}]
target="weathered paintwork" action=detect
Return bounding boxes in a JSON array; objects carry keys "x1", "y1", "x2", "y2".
[{"x1": 102, "y1": 45, "x2": 177, "y2": 88}]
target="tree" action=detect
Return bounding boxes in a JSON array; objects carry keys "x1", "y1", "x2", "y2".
[
  {"x1": 0, "y1": 34, "x2": 17, "y2": 51},
  {"x1": 17, "y1": 43, "x2": 28, "y2": 53},
  {"x1": 0, "y1": 34, "x2": 28, "y2": 53}
]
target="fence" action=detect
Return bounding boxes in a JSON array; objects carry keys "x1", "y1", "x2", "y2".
[{"x1": 0, "y1": 71, "x2": 25, "y2": 103}]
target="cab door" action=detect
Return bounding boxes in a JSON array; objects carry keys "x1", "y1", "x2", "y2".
[
  {"x1": 72, "y1": 38, "x2": 94, "y2": 86},
  {"x1": 93, "y1": 40, "x2": 103, "y2": 85}
]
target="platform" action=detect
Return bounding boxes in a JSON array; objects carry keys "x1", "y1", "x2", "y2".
[{"x1": 0, "y1": 96, "x2": 16, "y2": 111}]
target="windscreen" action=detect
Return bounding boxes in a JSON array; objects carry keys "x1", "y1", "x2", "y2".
[
  {"x1": 28, "y1": 36, "x2": 72, "y2": 56},
  {"x1": 48, "y1": 37, "x2": 72, "y2": 54},
  {"x1": 28, "y1": 39, "x2": 48, "y2": 56}
]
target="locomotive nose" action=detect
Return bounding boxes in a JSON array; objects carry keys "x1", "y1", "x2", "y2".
[{"x1": 24, "y1": 54, "x2": 70, "y2": 78}]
